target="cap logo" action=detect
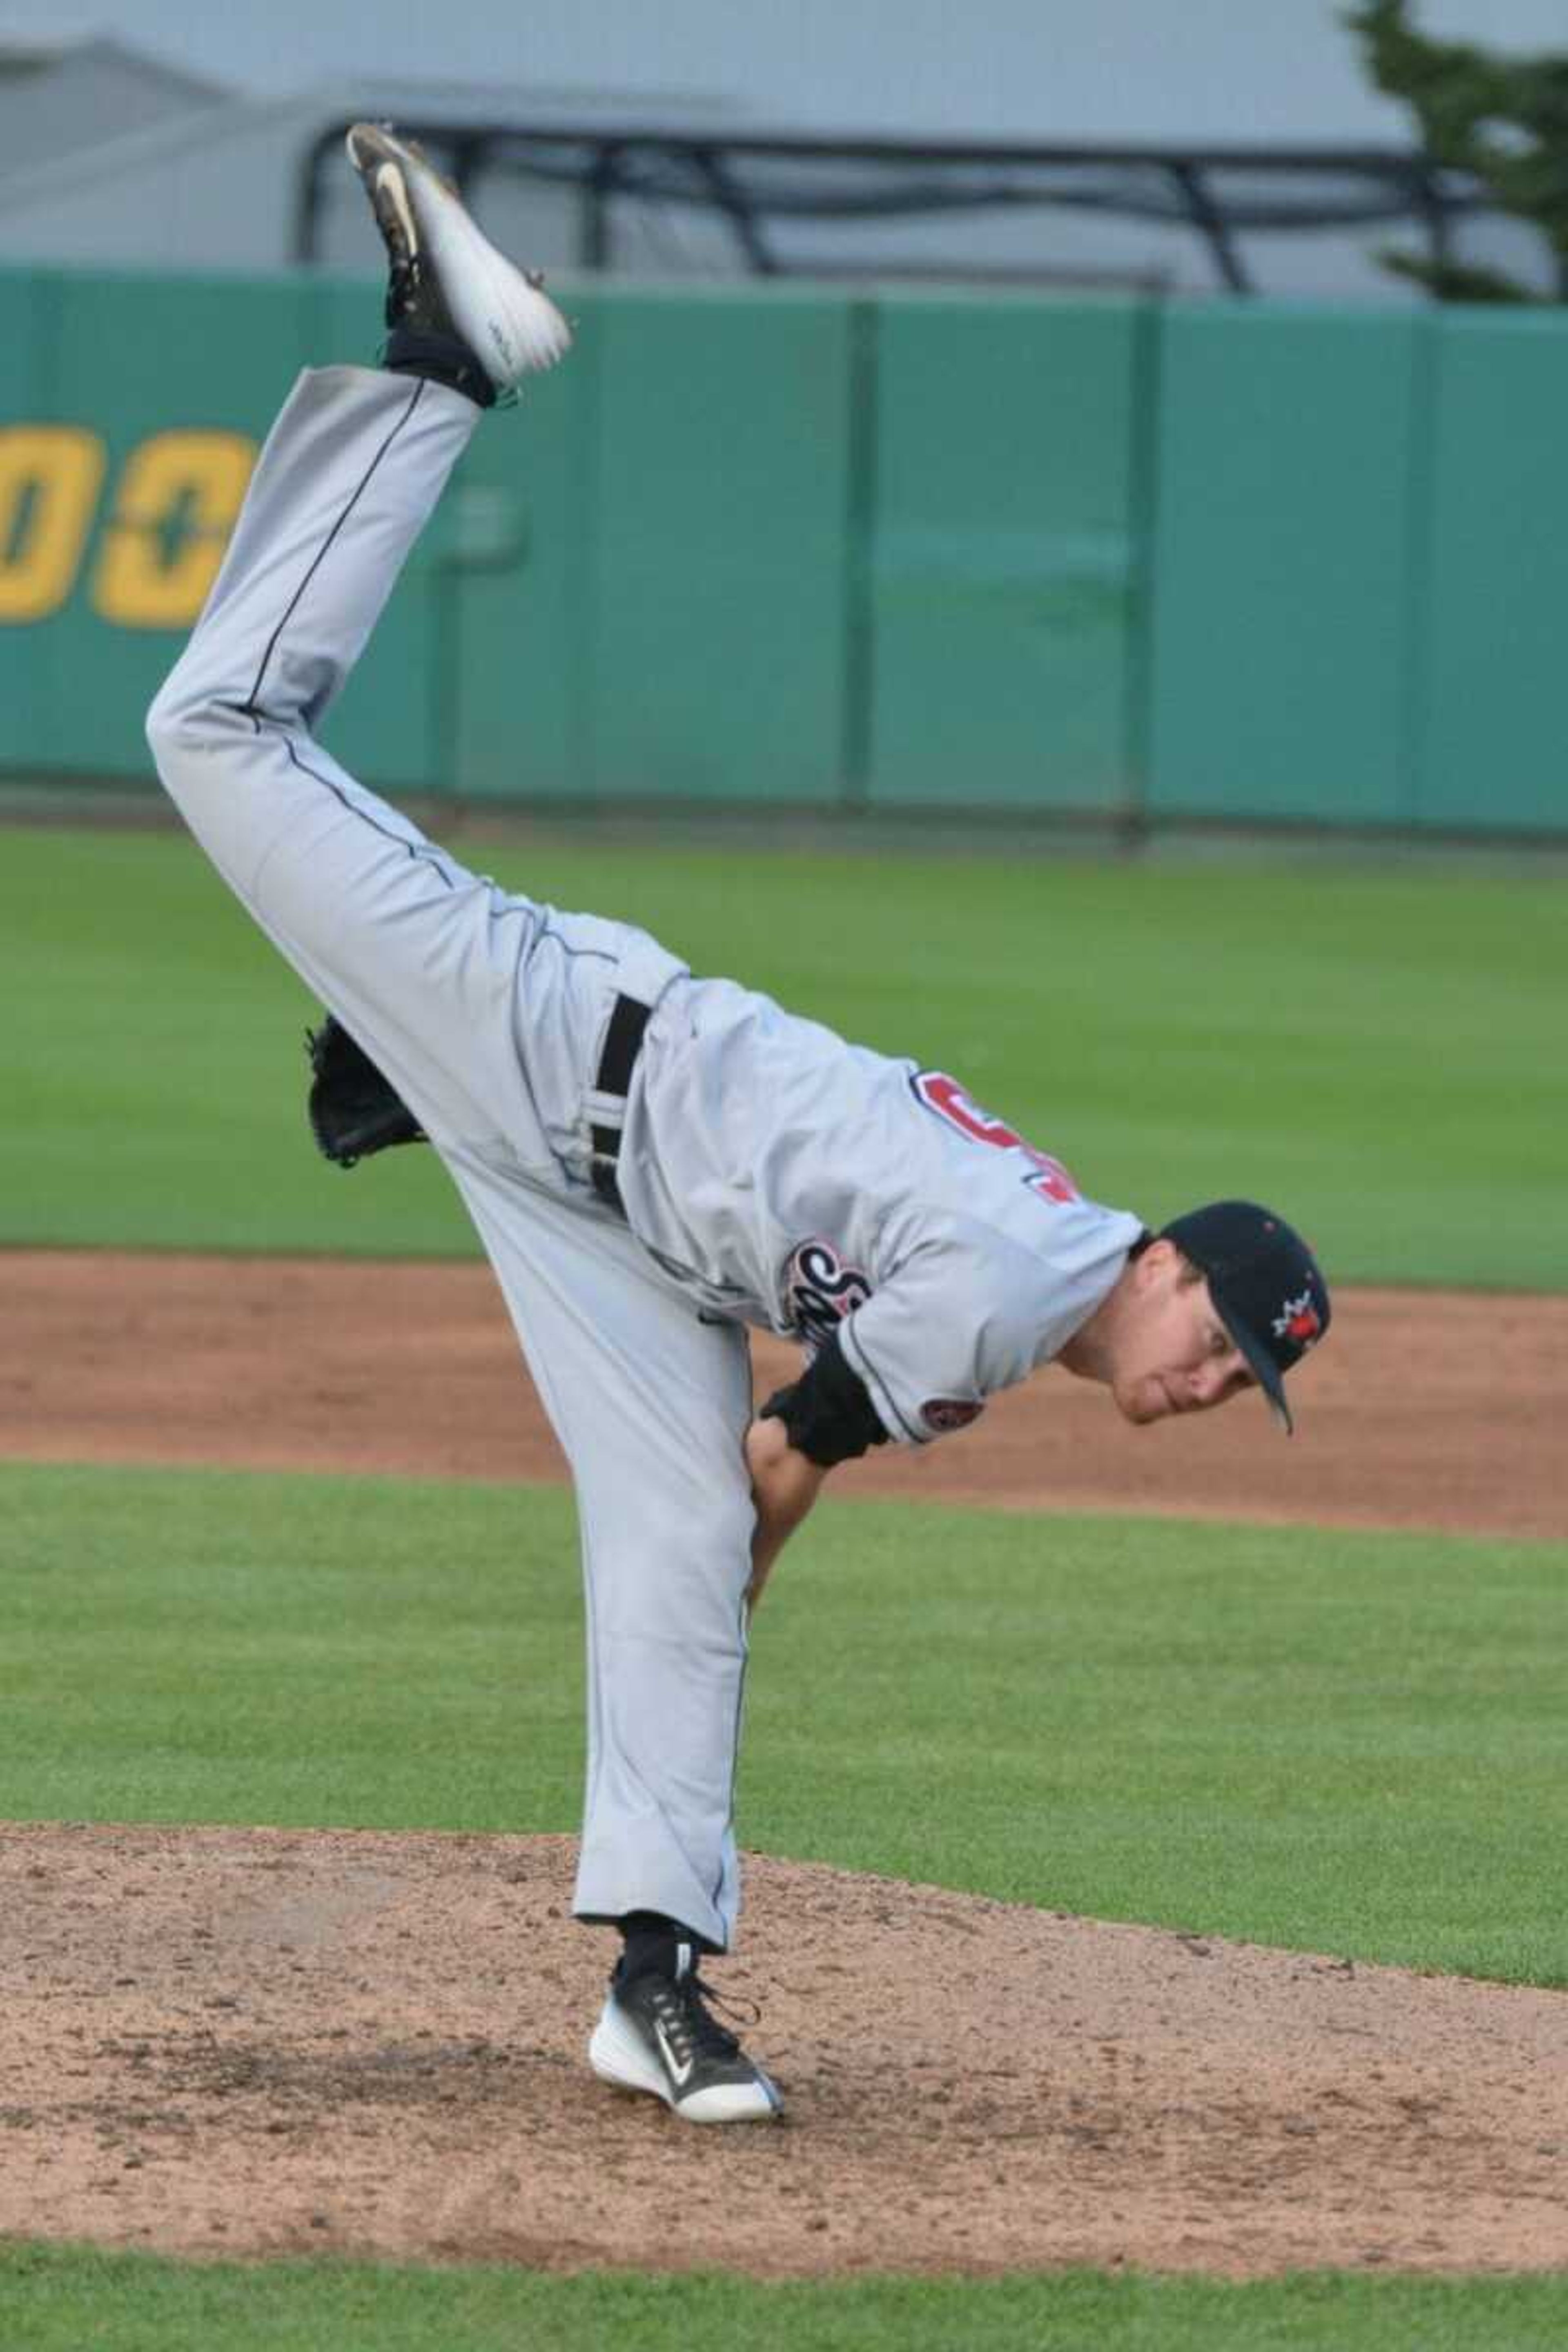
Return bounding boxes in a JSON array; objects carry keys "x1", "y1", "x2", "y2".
[{"x1": 1273, "y1": 1290, "x2": 1322, "y2": 1349}]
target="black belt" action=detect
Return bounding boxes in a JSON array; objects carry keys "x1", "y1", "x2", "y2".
[{"x1": 589, "y1": 993, "x2": 652, "y2": 1212}]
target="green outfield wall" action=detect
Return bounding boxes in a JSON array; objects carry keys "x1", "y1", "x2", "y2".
[{"x1": 2, "y1": 265, "x2": 1564, "y2": 835}]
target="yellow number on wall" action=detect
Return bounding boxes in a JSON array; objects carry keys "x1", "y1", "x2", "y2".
[
  {"x1": 92, "y1": 430, "x2": 257, "y2": 629},
  {"x1": 0, "y1": 426, "x2": 106, "y2": 623}
]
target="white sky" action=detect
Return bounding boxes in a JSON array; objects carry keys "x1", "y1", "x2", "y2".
[{"x1": 5, "y1": 0, "x2": 1566, "y2": 140}]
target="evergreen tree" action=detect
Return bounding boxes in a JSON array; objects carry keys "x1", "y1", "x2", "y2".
[{"x1": 1347, "y1": 0, "x2": 1568, "y2": 301}]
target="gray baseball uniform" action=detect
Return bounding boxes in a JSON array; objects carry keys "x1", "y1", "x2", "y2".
[{"x1": 147, "y1": 363, "x2": 1141, "y2": 1953}]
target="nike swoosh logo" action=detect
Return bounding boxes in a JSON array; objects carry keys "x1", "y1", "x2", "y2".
[{"x1": 654, "y1": 2020, "x2": 694, "y2": 2088}]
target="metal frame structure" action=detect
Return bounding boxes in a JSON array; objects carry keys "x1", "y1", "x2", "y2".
[{"x1": 294, "y1": 121, "x2": 1484, "y2": 293}]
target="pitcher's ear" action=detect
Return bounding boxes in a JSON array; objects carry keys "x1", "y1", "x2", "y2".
[{"x1": 1133, "y1": 1236, "x2": 1177, "y2": 1286}]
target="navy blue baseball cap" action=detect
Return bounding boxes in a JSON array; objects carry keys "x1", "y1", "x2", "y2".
[{"x1": 1158, "y1": 1201, "x2": 1330, "y2": 1436}]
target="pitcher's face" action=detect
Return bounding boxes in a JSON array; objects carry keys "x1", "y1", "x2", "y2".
[{"x1": 1110, "y1": 1242, "x2": 1255, "y2": 1426}]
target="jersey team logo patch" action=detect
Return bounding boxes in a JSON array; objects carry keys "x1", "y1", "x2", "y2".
[
  {"x1": 783, "y1": 1237, "x2": 873, "y2": 1347},
  {"x1": 922, "y1": 1398, "x2": 984, "y2": 1435}
]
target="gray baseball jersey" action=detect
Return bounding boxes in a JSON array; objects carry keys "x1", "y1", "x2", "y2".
[
  {"x1": 147, "y1": 363, "x2": 1139, "y2": 1956},
  {"x1": 618, "y1": 978, "x2": 1142, "y2": 1443}
]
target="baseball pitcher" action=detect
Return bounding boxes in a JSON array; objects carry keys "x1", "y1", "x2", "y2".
[{"x1": 147, "y1": 127, "x2": 1331, "y2": 2126}]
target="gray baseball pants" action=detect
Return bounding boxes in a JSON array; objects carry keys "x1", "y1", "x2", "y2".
[{"x1": 146, "y1": 365, "x2": 755, "y2": 1951}]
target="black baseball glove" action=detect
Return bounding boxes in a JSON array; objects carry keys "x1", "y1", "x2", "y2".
[{"x1": 305, "y1": 1015, "x2": 426, "y2": 1169}]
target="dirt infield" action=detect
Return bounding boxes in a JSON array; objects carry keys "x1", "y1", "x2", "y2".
[
  {"x1": 4, "y1": 1825, "x2": 1566, "y2": 2278},
  {"x1": 2, "y1": 1248, "x2": 1563, "y2": 1538},
  {"x1": 2, "y1": 1248, "x2": 1564, "y2": 2276}
]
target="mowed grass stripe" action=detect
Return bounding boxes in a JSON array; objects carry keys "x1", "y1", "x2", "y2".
[
  {"x1": 4, "y1": 1462, "x2": 1563, "y2": 1986},
  {"x1": 4, "y1": 2245, "x2": 1568, "y2": 2351},
  {"x1": 4, "y1": 822, "x2": 1564, "y2": 1285}
]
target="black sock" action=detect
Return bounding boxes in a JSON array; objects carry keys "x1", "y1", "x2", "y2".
[
  {"x1": 384, "y1": 323, "x2": 496, "y2": 410},
  {"x1": 619, "y1": 1910, "x2": 702, "y2": 1980}
]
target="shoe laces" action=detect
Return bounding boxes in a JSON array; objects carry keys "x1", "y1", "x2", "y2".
[
  {"x1": 645, "y1": 1966, "x2": 753, "y2": 2066},
  {"x1": 384, "y1": 253, "x2": 421, "y2": 331}
]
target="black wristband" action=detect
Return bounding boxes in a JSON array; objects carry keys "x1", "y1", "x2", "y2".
[{"x1": 760, "y1": 1330, "x2": 889, "y2": 1468}]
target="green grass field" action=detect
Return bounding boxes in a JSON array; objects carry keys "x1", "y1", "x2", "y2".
[
  {"x1": 5, "y1": 822, "x2": 1565, "y2": 1285},
  {"x1": 3, "y1": 818, "x2": 1564, "y2": 2345},
  {"x1": 5, "y1": 1463, "x2": 1564, "y2": 1984},
  {"x1": 6, "y1": 2243, "x2": 1568, "y2": 2352}
]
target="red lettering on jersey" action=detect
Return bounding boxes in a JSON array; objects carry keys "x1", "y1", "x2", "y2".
[{"x1": 912, "y1": 1071, "x2": 1079, "y2": 1205}]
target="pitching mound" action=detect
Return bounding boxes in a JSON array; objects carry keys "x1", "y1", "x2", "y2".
[{"x1": 2, "y1": 1822, "x2": 1564, "y2": 2277}]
